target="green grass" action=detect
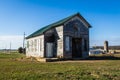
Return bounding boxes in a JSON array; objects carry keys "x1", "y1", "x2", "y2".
[{"x1": 0, "y1": 53, "x2": 120, "y2": 80}]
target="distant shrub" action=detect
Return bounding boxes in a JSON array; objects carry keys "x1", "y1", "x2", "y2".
[
  {"x1": 18, "y1": 47, "x2": 26, "y2": 54},
  {"x1": 18, "y1": 47, "x2": 23, "y2": 53}
]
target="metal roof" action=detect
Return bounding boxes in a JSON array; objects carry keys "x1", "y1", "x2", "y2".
[{"x1": 26, "y1": 13, "x2": 91, "y2": 39}]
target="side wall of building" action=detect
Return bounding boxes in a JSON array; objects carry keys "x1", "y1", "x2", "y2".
[
  {"x1": 26, "y1": 35, "x2": 44, "y2": 57},
  {"x1": 44, "y1": 25, "x2": 64, "y2": 58},
  {"x1": 56, "y1": 25, "x2": 64, "y2": 58}
]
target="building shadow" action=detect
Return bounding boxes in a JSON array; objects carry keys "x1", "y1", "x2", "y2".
[{"x1": 87, "y1": 55, "x2": 120, "y2": 60}]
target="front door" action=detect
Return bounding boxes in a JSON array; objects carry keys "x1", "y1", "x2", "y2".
[
  {"x1": 72, "y1": 38, "x2": 82, "y2": 58},
  {"x1": 46, "y1": 43, "x2": 54, "y2": 58}
]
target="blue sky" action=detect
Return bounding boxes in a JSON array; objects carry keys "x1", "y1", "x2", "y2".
[{"x1": 0, "y1": 0, "x2": 120, "y2": 49}]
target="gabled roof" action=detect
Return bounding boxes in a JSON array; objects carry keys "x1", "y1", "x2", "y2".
[{"x1": 26, "y1": 13, "x2": 91, "y2": 39}]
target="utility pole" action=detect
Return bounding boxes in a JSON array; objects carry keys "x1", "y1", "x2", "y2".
[
  {"x1": 23, "y1": 32, "x2": 25, "y2": 54},
  {"x1": 9, "y1": 42, "x2": 11, "y2": 54}
]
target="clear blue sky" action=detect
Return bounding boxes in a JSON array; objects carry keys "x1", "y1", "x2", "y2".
[{"x1": 0, "y1": 0, "x2": 120, "y2": 49}]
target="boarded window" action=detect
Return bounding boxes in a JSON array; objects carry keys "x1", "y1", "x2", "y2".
[
  {"x1": 27, "y1": 41, "x2": 29, "y2": 48},
  {"x1": 38, "y1": 39, "x2": 40, "y2": 52},
  {"x1": 65, "y1": 36, "x2": 70, "y2": 51},
  {"x1": 74, "y1": 25, "x2": 78, "y2": 31},
  {"x1": 31, "y1": 40, "x2": 33, "y2": 52},
  {"x1": 34, "y1": 39, "x2": 37, "y2": 52},
  {"x1": 84, "y1": 39, "x2": 87, "y2": 51},
  {"x1": 40, "y1": 38, "x2": 42, "y2": 51}
]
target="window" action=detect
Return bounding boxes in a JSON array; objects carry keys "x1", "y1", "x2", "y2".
[
  {"x1": 40, "y1": 38, "x2": 42, "y2": 51},
  {"x1": 74, "y1": 23, "x2": 79, "y2": 31},
  {"x1": 65, "y1": 36, "x2": 70, "y2": 51},
  {"x1": 34, "y1": 39, "x2": 37, "y2": 52},
  {"x1": 84, "y1": 39, "x2": 87, "y2": 51},
  {"x1": 31, "y1": 40, "x2": 33, "y2": 52},
  {"x1": 27, "y1": 41, "x2": 29, "y2": 48}
]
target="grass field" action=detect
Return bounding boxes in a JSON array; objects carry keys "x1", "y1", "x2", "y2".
[{"x1": 0, "y1": 53, "x2": 120, "y2": 80}]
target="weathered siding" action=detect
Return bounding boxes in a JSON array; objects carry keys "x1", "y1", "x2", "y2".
[
  {"x1": 26, "y1": 15, "x2": 90, "y2": 59},
  {"x1": 56, "y1": 26, "x2": 64, "y2": 58},
  {"x1": 26, "y1": 35, "x2": 44, "y2": 57},
  {"x1": 63, "y1": 16, "x2": 89, "y2": 58},
  {"x1": 44, "y1": 28, "x2": 58, "y2": 57}
]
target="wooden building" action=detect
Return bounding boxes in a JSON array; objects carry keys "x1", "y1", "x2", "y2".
[{"x1": 26, "y1": 13, "x2": 91, "y2": 59}]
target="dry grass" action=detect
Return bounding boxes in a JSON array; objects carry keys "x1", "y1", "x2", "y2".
[{"x1": 0, "y1": 53, "x2": 120, "y2": 80}]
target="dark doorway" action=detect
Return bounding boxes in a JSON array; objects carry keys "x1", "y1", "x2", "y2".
[
  {"x1": 72, "y1": 38, "x2": 82, "y2": 58},
  {"x1": 45, "y1": 34, "x2": 55, "y2": 42},
  {"x1": 45, "y1": 34, "x2": 56, "y2": 58}
]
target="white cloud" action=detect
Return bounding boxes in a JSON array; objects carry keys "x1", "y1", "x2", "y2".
[{"x1": 0, "y1": 35, "x2": 24, "y2": 49}]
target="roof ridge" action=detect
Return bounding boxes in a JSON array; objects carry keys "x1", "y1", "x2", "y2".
[{"x1": 26, "y1": 12, "x2": 91, "y2": 39}]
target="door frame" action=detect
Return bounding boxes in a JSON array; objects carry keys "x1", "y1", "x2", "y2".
[{"x1": 72, "y1": 38, "x2": 82, "y2": 58}]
